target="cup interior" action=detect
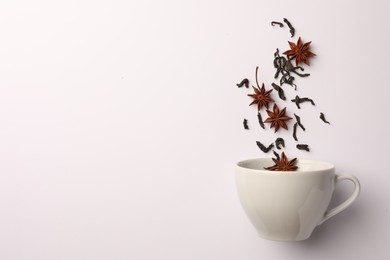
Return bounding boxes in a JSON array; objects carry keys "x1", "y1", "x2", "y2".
[{"x1": 237, "y1": 158, "x2": 334, "y2": 173}]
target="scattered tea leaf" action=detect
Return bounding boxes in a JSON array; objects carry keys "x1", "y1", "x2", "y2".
[
  {"x1": 297, "y1": 144, "x2": 310, "y2": 151},
  {"x1": 293, "y1": 122, "x2": 298, "y2": 141},
  {"x1": 273, "y1": 52, "x2": 285, "y2": 79},
  {"x1": 274, "y1": 48, "x2": 280, "y2": 58},
  {"x1": 283, "y1": 18, "x2": 295, "y2": 38},
  {"x1": 320, "y1": 112, "x2": 330, "y2": 124},
  {"x1": 271, "y1": 83, "x2": 286, "y2": 100},
  {"x1": 243, "y1": 118, "x2": 249, "y2": 130},
  {"x1": 285, "y1": 60, "x2": 310, "y2": 77},
  {"x1": 273, "y1": 49, "x2": 309, "y2": 90},
  {"x1": 271, "y1": 21, "x2": 284, "y2": 27},
  {"x1": 257, "y1": 112, "x2": 265, "y2": 129},
  {"x1": 236, "y1": 78, "x2": 249, "y2": 88},
  {"x1": 256, "y1": 141, "x2": 274, "y2": 153},
  {"x1": 294, "y1": 113, "x2": 306, "y2": 131},
  {"x1": 291, "y1": 95, "x2": 315, "y2": 109},
  {"x1": 273, "y1": 150, "x2": 280, "y2": 160},
  {"x1": 280, "y1": 73, "x2": 297, "y2": 90},
  {"x1": 275, "y1": 137, "x2": 285, "y2": 149}
]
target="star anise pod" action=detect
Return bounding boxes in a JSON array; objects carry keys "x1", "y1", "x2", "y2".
[
  {"x1": 283, "y1": 37, "x2": 316, "y2": 66},
  {"x1": 266, "y1": 152, "x2": 298, "y2": 171},
  {"x1": 248, "y1": 83, "x2": 274, "y2": 111},
  {"x1": 264, "y1": 104, "x2": 292, "y2": 132}
]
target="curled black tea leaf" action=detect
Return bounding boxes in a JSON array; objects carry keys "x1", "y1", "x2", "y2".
[
  {"x1": 297, "y1": 144, "x2": 310, "y2": 152},
  {"x1": 293, "y1": 122, "x2": 298, "y2": 141},
  {"x1": 274, "y1": 48, "x2": 279, "y2": 58},
  {"x1": 300, "y1": 97, "x2": 315, "y2": 105},
  {"x1": 291, "y1": 95, "x2": 315, "y2": 109},
  {"x1": 320, "y1": 113, "x2": 330, "y2": 124},
  {"x1": 280, "y1": 73, "x2": 297, "y2": 90},
  {"x1": 273, "y1": 150, "x2": 280, "y2": 160},
  {"x1": 294, "y1": 113, "x2": 306, "y2": 131},
  {"x1": 271, "y1": 21, "x2": 284, "y2": 27},
  {"x1": 285, "y1": 60, "x2": 310, "y2": 77},
  {"x1": 257, "y1": 112, "x2": 265, "y2": 129},
  {"x1": 273, "y1": 57, "x2": 285, "y2": 79},
  {"x1": 273, "y1": 51, "x2": 286, "y2": 78},
  {"x1": 271, "y1": 83, "x2": 286, "y2": 100},
  {"x1": 273, "y1": 49, "x2": 300, "y2": 89},
  {"x1": 256, "y1": 141, "x2": 274, "y2": 153},
  {"x1": 275, "y1": 137, "x2": 285, "y2": 149},
  {"x1": 283, "y1": 18, "x2": 295, "y2": 37},
  {"x1": 236, "y1": 78, "x2": 249, "y2": 88},
  {"x1": 243, "y1": 118, "x2": 249, "y2": 130}
]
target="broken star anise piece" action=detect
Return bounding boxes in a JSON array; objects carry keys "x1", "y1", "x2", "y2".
[
  {"x1": 264, "y1": 104, "x2": 292, "y2": 132},
  {"x1": 283, "y1": 37, "x2": 316, "y2": 66},
  {"x1": 266, "y1": 152, "x2": 298, "y2": 171},
  {"x1": 248, "y1": 83, "x2": 274, "y2": 111}
]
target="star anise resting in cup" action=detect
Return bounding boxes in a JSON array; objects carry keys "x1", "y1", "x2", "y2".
[
  {"x1": 283, "y1": 37, "x2": 316, "y2": 66},
  {"x1": 264, "y1": 104, "x2": 292, "y2": 132},
  {"x1": 265, "y1": 152, "x2": 298, "y2": 171}
]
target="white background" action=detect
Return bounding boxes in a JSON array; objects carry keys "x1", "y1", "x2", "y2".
[{"x1": 0, "y1": 0, "x2": 389, "y2": 259}]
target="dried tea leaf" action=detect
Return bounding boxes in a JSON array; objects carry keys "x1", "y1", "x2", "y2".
[
  {"x1": 320, "y1": 113, "x2": 330, "y2": 124},
  {"x1": 275, "y1": 137, "x2": 285, "y2": 149},
  {"x1": 257, "y1": 112, "x2": 265, "y2": 129},
  {"x1": 283, "y1": 18, "x2": 295, "y2": 37},
  {"x1": 271, "y1": 21, "x2": 284, "y2": 27},
  {"x1": 294, "y1": 113, "x2": 306, "y2": 131},
  {"x1": 271, "y1": 83, "x2": 286, "y2": 101},
  {"x1": 256, "y1": 141, "x2": 274, "y2": 153},
  {"x1": 236, "y1": 78, "x2": 249, "y2": 88},
  {"x1": 243, "y1": 118, "x2": 249, "y2": 130},
  {"x1": 291, "y1": 95, "x2": 315, "y2": 109},
  {"x1": 293, "y1": 122, "x2": 298, "y2": 141},
  {"x1": 297, "y1": 144, "x2": 310, "y2": 152}
]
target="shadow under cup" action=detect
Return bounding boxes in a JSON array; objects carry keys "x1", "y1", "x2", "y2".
[{"x1": 235, "y1": 158, "x2": 360, "y2": 241}]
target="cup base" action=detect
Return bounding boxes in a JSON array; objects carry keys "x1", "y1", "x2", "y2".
[{"x1": 257, "y1": 233, "x2": 311, "y2": 242}]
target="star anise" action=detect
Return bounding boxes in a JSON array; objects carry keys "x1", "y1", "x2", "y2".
[
  {"x1": 264, "y1": 104, "x2": 292, "y2": 132},
  {"x1": 248, "y1": 83, "x2": 274, "y2": 111},
  {"x1": 283, "y1": 37, "x2": 316, "y2": 66},
  {"x1": 266, "y1": 152, "x2": 298, "y2": 171}
]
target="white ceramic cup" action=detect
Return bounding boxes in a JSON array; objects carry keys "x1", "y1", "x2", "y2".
[{"x1": 235, "y1": 158, "x2": 361, "y2": 241}]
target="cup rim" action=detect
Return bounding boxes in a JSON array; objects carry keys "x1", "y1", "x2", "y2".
[{"x1": 236, "y1": 158, "x2": 335, "y2": 174}]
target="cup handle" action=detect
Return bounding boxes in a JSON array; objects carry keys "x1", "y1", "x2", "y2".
[{"x1": 319, "y1": 174, "x2": 361, "y2": 225}]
